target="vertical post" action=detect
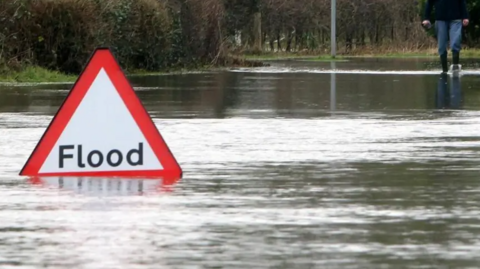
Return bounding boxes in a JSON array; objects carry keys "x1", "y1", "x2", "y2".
[
  {"x1": 331, "y1": 0, "x2": 336, "y2": 58},
  {"x1": 330, "y1": 61, "x2": 336, "y2": 111}
]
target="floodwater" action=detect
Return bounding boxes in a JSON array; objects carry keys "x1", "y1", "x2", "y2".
[{"x1": 2, "y1": 58, "x2": 480, "y2": 268}]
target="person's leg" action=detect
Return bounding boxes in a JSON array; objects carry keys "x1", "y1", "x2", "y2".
[
  {"x1": 435, "y1": 20, "x2": 449, "y2": 73},
  {"x1": 449, "y1": 20, "x2": 463, "y2": 67}
]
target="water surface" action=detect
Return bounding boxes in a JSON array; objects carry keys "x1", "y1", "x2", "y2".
[{"x1": 2, "y1": 58, "x2": 480, "y2": 268}]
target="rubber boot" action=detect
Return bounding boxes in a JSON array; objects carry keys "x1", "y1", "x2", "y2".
[
  {"x1": 453, "y1": 51, "x2": 459, "y2": 65},
  {"x1": 451, "y1": 51, "x2": 460, "y2": 74},
  {"x1": 440, "y1": 53, "x2": 448, "y2": 73}
]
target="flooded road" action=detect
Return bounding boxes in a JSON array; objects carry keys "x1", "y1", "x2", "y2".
[{"x1": 2, "y1": 58, "x2": 480, "y2": 268}]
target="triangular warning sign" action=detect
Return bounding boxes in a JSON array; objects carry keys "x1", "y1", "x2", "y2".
[{"x1": 20, "y1": 47, "x2": 182, "y2": 178}]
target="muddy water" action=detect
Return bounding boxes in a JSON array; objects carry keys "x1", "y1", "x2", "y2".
[{"x1": 2, "y1": 58, "x2": 480, "y2": 268}]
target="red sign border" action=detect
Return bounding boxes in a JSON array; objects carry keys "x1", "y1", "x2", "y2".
[{"x1": 19, "y1": 47, "x2": 182, "y2": 178}]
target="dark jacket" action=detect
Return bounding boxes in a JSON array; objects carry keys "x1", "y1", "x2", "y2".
[{"x1": 423, "y1": 0, "x2": 469, "y2": 21}]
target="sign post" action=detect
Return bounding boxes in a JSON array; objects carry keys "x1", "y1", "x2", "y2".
[{"x1": 331, "y1": 0, "x2": 336, "y2": 58}]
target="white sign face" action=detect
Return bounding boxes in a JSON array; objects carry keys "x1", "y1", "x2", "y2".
[{"x1": 39, "y1": 68, "x2": 163, "y2": 173}]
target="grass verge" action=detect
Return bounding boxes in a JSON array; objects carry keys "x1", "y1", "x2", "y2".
[
  {"x1": 0, "y1": 56, "x2": 266, "y2": 84},
  {"x1": 3, "y1": 47, "x2": 480, "y2": 84},
  {"x1": 242, "y1": 48, "x2": 480, "y2": 60},
  {"x1": 351, "y1": 48, "x2": 480, "y2": 58},
  {"x1": 0, "y1": 64, "x2": 228, "y2": 84},
  {"x1": 0, "y1": 66, "x2": 78, "y2": 83},
  {"x1": 243, "y1": 52, "x2": 347, "y2": 61}
]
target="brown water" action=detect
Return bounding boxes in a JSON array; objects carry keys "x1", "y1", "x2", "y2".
[{"x1": 2, "y1": 58, "x2": 480, "y2": 268}]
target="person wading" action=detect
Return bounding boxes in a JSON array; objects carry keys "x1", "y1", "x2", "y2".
[{"x1": 422, "y1": 0, "x2": 469, "y2": 74}]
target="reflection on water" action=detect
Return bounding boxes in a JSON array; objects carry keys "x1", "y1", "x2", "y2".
[
  {"x1": 2, "y1": 59, "x2": 480, "y2": 118},
  {"x1": 331, "y1": 61, "x2": 336, "y2": 112},
  {"x1": 436, "y1": 74, "x2": 463, "y2": 109},
  {"x1": 2, "y1": 58, "x2": 480, "y2": 268},
  {"x1": 28, "y1": 176, "x2": 180, "y2": 195}
]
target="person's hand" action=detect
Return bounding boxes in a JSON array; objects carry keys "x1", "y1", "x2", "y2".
[
  {"x1": 463, "y1": 19, "x2": 469, "y2": 26},
  {"x1": 422, "y1": 20, "x2": 431, "y2": 28}
]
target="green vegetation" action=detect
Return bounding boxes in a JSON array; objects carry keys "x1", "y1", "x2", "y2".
[
  {"x1": 346, "y1": 48, "x2": 480, "y2": 59},
  {"x1": 2, "y1": 0, "x2": 480, "y2": 84},
  {"x1": 0, "y1": 64, "x2": 224, "y2": 83},
  {"x1": 0, "y1": 56, "x2": 259, "y2": 83},
  {"x1": 0, "y1": 0, "x2": 233, "y2": 81},
  {"x1": 6, "y1": 47, "x2": 480, "y2": 83},
  {"x1": 0, "y1": 66, "x2": 77, "y2": 83},
  {"x1": 243, "y1": 48, "x2": 480, "y2": 62},
  {"x1": 243, "y1": 53, "x2": 348, "y2": 61}
]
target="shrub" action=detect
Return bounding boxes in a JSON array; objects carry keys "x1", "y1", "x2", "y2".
[{"x1": 102, "y1": 0, "x2": 173, "y2": 71}]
